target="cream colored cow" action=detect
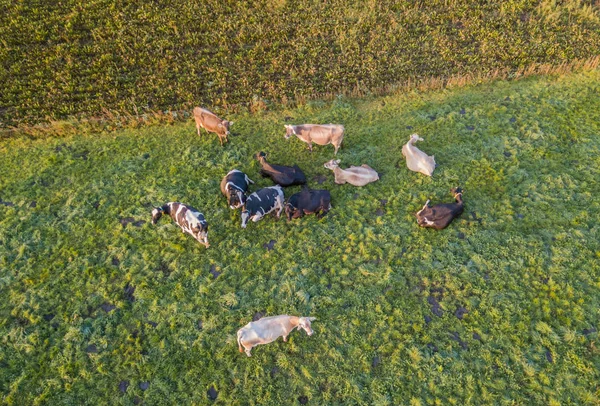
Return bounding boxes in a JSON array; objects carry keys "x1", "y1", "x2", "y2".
[
  {"x1": 402, "y1": 134, "x2": 436, "y2": 176},
  {"x1": 237, "y1": 315, "x2": 316, "y2": 357},
  {"x1": 285, "y1": 124, "x2": 344, "y2": 155},
  {"x1": 324, "y1": 159, "x2": 379, "y2": 186}
]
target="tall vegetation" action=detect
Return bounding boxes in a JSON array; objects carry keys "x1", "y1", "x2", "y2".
[{"x1": 1, "y1": 0, "x2": 600, "y2": 126}]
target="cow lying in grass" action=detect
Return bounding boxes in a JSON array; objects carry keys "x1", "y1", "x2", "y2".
[
  {"x1": 416, "y1": 188, "x2": 464, "y2": 229},
  {"x1": 256, "y1": 151, "x2": 306, "y2": 186},
  {"x1": 241, "y1": 186, "x2": 285, "y2": 228},
  {"x1": 324, "y1": 159, "x2": 379, "y2": 186},
  {"x1": 193, "y1": 107, "x2": 232, "y2": 146},
  {"x1": 220, "y1": 169, "x2": 254, "y2": 209},
  {"x1": 237, "y1": 315, "x2": 317, "y2": 357},
  {"x1": 151, "y1": 202, "x2": 209, "y2": 247},
  {"x1": 402, "y1": 134, "x2": 436, "y2": 176},
  {"x1": 284, "y1": 124, "x2": 344, "y2": 155},
  {"x1": 285, "y1": 186, "x2": 331, "y2": 220}
]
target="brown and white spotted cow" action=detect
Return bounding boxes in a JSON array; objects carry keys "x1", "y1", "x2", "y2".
[{"x1": 151, "y1": 202, "x2": 209, "y2": 247}]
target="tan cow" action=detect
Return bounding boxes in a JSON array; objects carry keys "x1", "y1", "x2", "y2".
[
  {"x1": 324, "y1": 159, "x2": 379, "y2": 186},
  {"x1": 284, "y1": 124, "x2": 344, "y2": 155},
  {"x1": 237, "y1": 315, "x2": 317, "y2": 357},
  {"x1": 402, "y1": 134, "x2": 436, "y2": 176},
  {"x1": 193, "y1": 107, "x2": 233, "y2": 146}
]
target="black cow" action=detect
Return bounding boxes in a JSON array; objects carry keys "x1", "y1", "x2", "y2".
[
  {"x1": 285, "y1": 187, "x2": 331, "y2": 220},
  {"x1": 220, "y1": 169, "x2": 254, "y2": 209},
  {"x1": 416, "y1": 188, "x2": 464, "y2": 230},
  {"x1": 256, "y1": 151, "x2": 306, "y2": 186},
  {"x1": 241, "y1": 185, "x2": 285, "y2": 228},
  {"x1": 152, "y1": 202, "x2": 209, "y2": 247}
]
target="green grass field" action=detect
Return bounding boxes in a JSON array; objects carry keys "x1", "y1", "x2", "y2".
[
  {"x1": 2, "y1": 0, "x2": 600, "y2": 126},
  {"x1": 1, "y1": 70, "x2": 600, "y2": 404}
]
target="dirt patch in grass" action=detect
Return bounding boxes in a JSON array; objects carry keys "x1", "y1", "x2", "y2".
[
  {"x1": 207, "y1": 385, "x2": 218, "y2": 401},
  {"x1": 119, "y1": 380, "x2": 129, "y2": 393},
  {"x1": 263, "y1": 240, "x2": 276, "y2": 251},
  {"x1": 101, "y1": 303, "x2": 116, "y2": 313},
  {"x1": 124, "y1": 284, "x2": 135, "y2": 302},
  {"x1": 209, "y1": 265, "x2": 221, "y2": 279}
]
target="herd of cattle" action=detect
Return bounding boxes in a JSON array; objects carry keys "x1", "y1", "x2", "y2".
[{"x1": 151, "y1": 106, "x2": 465, "y2": 355}]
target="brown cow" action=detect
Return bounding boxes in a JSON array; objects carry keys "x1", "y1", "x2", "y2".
[
  {"x1": 284, "y1": 124, "x2": 344, "y2": 155},
  {"x1": 193, "y1": 107, "x2": 232, "y2": 146}
]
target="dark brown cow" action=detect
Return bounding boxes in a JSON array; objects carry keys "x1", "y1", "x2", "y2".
[
  {"x1": 193, "y1": 107, "x2": 232, "y2": 146},
  {"x1": 285, "y1": 186, "x2": 331, "y2": 220},
  {"x1": 256, "y1": 152, "x2": 306, "y2": 186},
  {"x1": 416, "y1": 188, "x2": 464, "y2": 230}
]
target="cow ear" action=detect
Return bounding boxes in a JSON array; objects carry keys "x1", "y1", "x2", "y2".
[
  {"x1": 308, "y1": 317, "x2": 317, "y2": 321},
  {"x1": 335, "y1": 159, "x2": 341, "y2": 164}
]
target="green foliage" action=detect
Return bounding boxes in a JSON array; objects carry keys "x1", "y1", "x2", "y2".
[
  {"x1": 1, "y1": 0, "x2": 600, "y2": 126},
  {"x1": 1, "y1": 71, "x2": 600, "y2": 404}
]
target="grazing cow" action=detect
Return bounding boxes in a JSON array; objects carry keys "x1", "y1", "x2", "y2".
[
  {"x1": 285, "y1": 186, "x2": 331, "y2": 220},
  {"x1": 241, "y1": 185, "x2": 285, "y2": 228},
  {"x1": 402, "y1": 134, "x2": 436, "y2": 176},
  {"x1": 256, "y1": 152, "x2": 306, "y2": 186},
  {"x1": 193, "y1": 107, "x2": 233, "y2": 146},
  {"x1": 284, "y1": 124, "x2": 344, "y2": 155},
  {"x1": 324, "y1": 159, "x2": 379, "y2": 186},
  {"x1": 237, "y1": 315, "x2": 317, "y2": 357},
  {"x1": 151, "y1": 202, "x2": 209, "y2": 247},
  {"x1": 220, "y1": 169, "x2": 254, "y2": 209},
  {"x1": 416, "y1": 188, "x2": 464, "y2": 229}
]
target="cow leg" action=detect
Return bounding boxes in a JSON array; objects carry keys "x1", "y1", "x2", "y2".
[
  {"x1": 276, "y1": 200, "x2": 284, "y2": 218},
  {"x1": 245, "y1": 347, "x2": 252, "y2": 357},
  {"x1": 196, "y1": 122, "x2": 201, "y2": 136},
  {"x1": 334, "y1": 143, "x2": 340, "y2": 155},
  {"x1": 307, "y1": 142, "x2": 313, "y2": 152},
  {"x1": 246, "y1": 175, "x2": 255, "y2": 184},
  {"x1": 283, "y1": 335, "x2": 288, "y2": 342}
]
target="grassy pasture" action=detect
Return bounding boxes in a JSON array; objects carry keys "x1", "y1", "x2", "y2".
[
  {"x1": 1, "y1": 70, "x2": 600, "y2": 404},
  {"x1": 2, "y1": 0, "x2": 600, "y2": 126}
]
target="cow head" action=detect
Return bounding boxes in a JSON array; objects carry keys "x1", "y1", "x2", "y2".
[
  {"x1": 452, "y1": 187, "x2": 463, "y2": 203},
  {"x1": 192, "y1": 222, "x2": 209, "y2": 247},
  {"x1": 219, "y1": 120, "x2": 232, "y2": 135},
  {"x1": 241, "y1": 209, "x2": 250, "y2": 228},
  {"x1": 151, "y1": 207, "x2": 164, "y2": 224},
  {"x1": 255, "y1": 151, "x2": 267, "y2": 164},
  {"x1": 298, "y1": 317, "x2": 316, "y2": 336},
  {"x1": 323, "y1": 159, "x2": 341, "y2": 170},
  {"x1": 284, "y1": 203, "x2": 296, "y2": 221},
  {"x1": 284, "y1": 125, "x2": 295, "y2": 139},
  {"x1": 409, "y1": 133, "x2": 424, "y2": 143},
  {"x1": 228, "y1": 187, "x2": 246, "y2": 209}
]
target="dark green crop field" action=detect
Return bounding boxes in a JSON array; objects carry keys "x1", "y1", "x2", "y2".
[
  {"x1": 1, "y1": 70, "x2": 599, "y2": 404},
  {"x1": 1, "y1": 0, "x2": 600, "y2": 126}
]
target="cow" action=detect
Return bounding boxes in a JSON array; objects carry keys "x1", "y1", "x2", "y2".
[
  {"x1": 402, "y1": 134, "x2": 436, "y2": 176},
  {"x1": 284, "y1": 124, "x2": 344, "y2": 155},
  {"x1": 237, "y1": 315, "x2": 317, "y2": 357},
  {"x1": 220, "y1": 169, "x2": 254, "y2": 209},
  {"x1": 416, "y1": 188, "x2": 464, "y2": 229},
  {"x1": 256, "y1": 151, "x2": 306, "y2": 186},
  {"x1": 241, "y1": 185, "x2": 285, "y2": 228},
  {"x1": 193, "y1": 107, "x2": 233, "y2": 146},
  {"x1": 151, "y1": 202, "x2": 209, "y2": 247},
  {"x1": 323, "y1": 159, "x2": 379, "y2": 186},
  {"x1": 285, "y1": 186, "x2": 331, "y2": 220}
]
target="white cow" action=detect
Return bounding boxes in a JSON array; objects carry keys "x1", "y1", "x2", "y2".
[{"x1": 237, "y1": 315, "x2": 317, "y2": 357}]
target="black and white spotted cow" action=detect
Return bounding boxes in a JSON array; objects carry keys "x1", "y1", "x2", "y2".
[
  {"x1": 241, "y1": 186, "x2": 285, "y2": 228},
  {"x1": 151, "y1": 202, "x2": 209, "y2": 247},
  {"x1": 220, "y1": 169, "x2": 254, "y2": 209}
]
